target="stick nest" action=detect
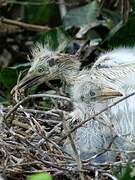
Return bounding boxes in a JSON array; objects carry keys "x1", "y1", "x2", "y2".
[{"x1": 0, "y1": 89, "x2": 125, "y2": 180}]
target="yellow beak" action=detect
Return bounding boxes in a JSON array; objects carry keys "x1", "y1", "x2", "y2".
[{"x1": 97, "y1": 87, "x2": 123, "y2": 100}]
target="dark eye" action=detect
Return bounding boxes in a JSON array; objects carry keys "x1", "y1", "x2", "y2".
[
  {"x1": 38, "y1": 67, "x2": 45, "y2": 73},
  {"x1": 89, "y1": 91, "x2": 96, "y2": 96}
]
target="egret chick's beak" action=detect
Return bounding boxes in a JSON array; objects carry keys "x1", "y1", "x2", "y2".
[
  {"x1": 97, "y1": 87, "x2": 123, "y2": 100},
  {"x1": 11, "y1": 73, "x2": 45, "y2": 95}
]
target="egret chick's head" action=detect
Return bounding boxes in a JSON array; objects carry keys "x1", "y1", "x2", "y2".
[
  {"x1": 73, "y1": 79, "x2": 122, "y2": 104},
  {"x1": 12, "y1": 43, "x2": 81, "y2": 91}
]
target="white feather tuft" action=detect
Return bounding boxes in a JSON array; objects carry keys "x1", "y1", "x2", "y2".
[
  {"x1": 30, "y1": 43, "x2": 55, "y2": 61},
  {"x1": 30, "y1": 41, "x2": 67, "y2": 62}
]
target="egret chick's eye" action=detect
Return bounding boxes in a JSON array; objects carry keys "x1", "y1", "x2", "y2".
[
  {"x1": 38, "y1": 66, "x2": 46, "y2": 73},
  {"x1": 89, "y1": 91, "x2": 96, "y2": 97}
]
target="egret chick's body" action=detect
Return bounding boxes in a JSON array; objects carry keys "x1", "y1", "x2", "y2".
[
  {"x1": 65, "y1": 48, "x2": 135, "y2": 162},
  {"x1": 65, "y1": 78, "x2": 121, "y2": 162}
]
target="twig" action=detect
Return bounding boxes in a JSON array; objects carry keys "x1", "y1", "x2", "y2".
[
  {"x1": 12, "y1": 120, "x2": 30, "y2": 129},
  {"x1": 8, "y1": 129, "x2": 67, "y2": 170},
  {"x1": 1, "y1": 107, "x2": 60, "y2": 118},
  {"x1": 46, "y1": 123, "x2": 62, "y2": 138},
  {"x1": 7, "y1": 0, "x2": 81, "y2": 7},
  {"x1": 60, "y1": 111, "x2": 85, "y2": 180},
  {"x1": 120, "y1": 0, "x2": 130, "y2": 22},
  {"x1": 0, "y1": 18, "x2": 50, "y2": 32},
  {"x1": 59, "y1": 0, "x2": 67, "y2": 18},
  {"x1": 17, "y1": 108, "x2": 60, "y2": 117},
  {"x1": 60, "y1": 91, "x2": 135, "y2": 141},
  {"x1": 5, "y1": 93, "x2": 71, "y2": 119},
  {"x1": 102, "y1": 173, "x2": 118, "y2": 180}
]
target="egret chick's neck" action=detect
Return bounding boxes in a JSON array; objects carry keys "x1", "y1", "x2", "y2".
[
  {"x1": 63, "y1": 68, "x2": 80, "y2": 83},
  {"x1": 58, "y1": 58, "x2": 81, "y2": 86}
]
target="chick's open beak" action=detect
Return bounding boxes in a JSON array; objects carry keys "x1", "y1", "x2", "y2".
[
  {"x1": 11, "y1": 74, "x2": 44, "y2": 95},
  {"x1": 97, "y1": 87, "x2": 123, "y2": 100}
]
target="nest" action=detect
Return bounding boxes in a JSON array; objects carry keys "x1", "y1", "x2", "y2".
[{"x1": 0, "y1": 89, "x2": 131, "y2": 180}]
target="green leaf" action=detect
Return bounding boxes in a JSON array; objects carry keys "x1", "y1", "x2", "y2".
[
  {"x1": 34, "y1": 27, "x2": 69, "y2": 51},
  {"x1": 107, "y1": 17, "x2": 135, "y2": 48},
  {"x1": 0, "y1": 96, "x2": 10, "y2": 105},
  {"x1": 0, "y1": 68, "x2": 18, "y2": 91},
  {"x1": 27, "y1": 173, "x2": 52, "y2": 180},
  {"x1": 63, "y1": 1, "x2": 98, "y2": 28},
  {"x1": 119, "y1": 163, "x2": 134, "y2": 180},
  {"x1": 0, "y1": 63, "x2": 30, "y2": 94},
  {"x1": 104, "y1": 21, "x2": 123, "y2": 43},
  {"x1": 24, "y1": 0, "x2": 60, "y2": 24},
  {"x1": 131, "y1": 0, "x2": 135, "y2": 12},
  {"x1": 102, "y1": 9, "x2": 121, "y2": 28}
]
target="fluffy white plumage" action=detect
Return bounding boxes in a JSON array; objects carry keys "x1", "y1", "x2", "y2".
[
  {"x1": 65, "y1": 47, "x2": 135, "y2": 162},
  {"x1": 93, "y1": 47, "x2": 135, "y2": 68},
  {"x1": 15, "y1": 44, "x2": 135, "y2": 162}
]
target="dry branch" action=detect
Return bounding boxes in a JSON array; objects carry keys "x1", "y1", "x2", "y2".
[
  {"x1": 4, "y1": 93, "x2": 71, "y2": 119},
  {"x1": 0, "y1": 18, "x2": 50, "y2": 32}
]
